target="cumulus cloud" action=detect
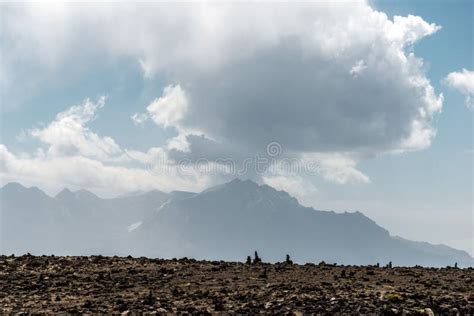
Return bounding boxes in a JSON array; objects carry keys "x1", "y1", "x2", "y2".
[
  {"x1": 444, "y1": 69, "x2": 474, "y2": 109},
  {"x1": 138, "y1": 3, "x2": 442, "y2": 184},
  {"x1": 263, "y1": 174, "x2": 319, "y2": 207},
  {"x1": 1, "y1": 1, "x2": 445, "y2": 196},
  {"x1": 0, "y1": 143, "x2": 214, "y2": 197},
  {"x1": 146, "y1": 85, "x2": 188, "y2": 129},
  {"x1": 171, "y1": 12, "x2": 442, "y2": 159},
  {"x1": 0, "y1": 98, "x2": 214, "y2": 196},
  {"x1": 29, "y1": 97, "x2": 125, "y2": 161},
  {"x1": 302, "y1": 154, "x2": 371, "y2": 185}
]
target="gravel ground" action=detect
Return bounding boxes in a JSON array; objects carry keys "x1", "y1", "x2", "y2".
[{"x1": 0, "y1": 255, "x2": 473, "y2": 314}]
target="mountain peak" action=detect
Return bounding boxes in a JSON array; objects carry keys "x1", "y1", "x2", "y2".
[
  {"x1": 1, "y1": 182, "x2": 52, "y2": 203},
  {"x1": 2, "y1": 179, "x2": 472, "y2": 267},
  {"x1": 196, "y1": 178, "x2": 300, "y2": 212},
  {"x1": 75, "y1": 189, "x2": 99, "y2": 199},
  {"x1": 56, "y1": 188, "x2": 74, "y2": 199},
  {"x1": 226, "y1": 178, "x2": 259, "y2": 187},
  {"x1": 201, "y1": 178, "x2": 260, "y2": 195},
  {"x1": 2, "y1": 182, "x2": 27, "y2": 191},
  {"x1": 1, "y1": 182, "x2": 45, "y2": 196},
  {"x1": 55, "y1": 188, "x2": 99, "y2": 201}
]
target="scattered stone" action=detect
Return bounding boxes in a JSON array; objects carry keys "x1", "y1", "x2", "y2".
[
  {"x1": 0, "y1": 255, "x2": 472, "y2": 314},
  {"x1": 143, "y1": 290, "x2": 155, "y2": 305},
  {"x1": 83, "y1": 300, "x2": 93, "y2": 308}
]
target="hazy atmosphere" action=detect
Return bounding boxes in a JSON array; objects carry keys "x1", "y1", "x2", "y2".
[
  {"x1": 1, "y1": 0, "x2": 472, "y2": 258},
  {"x1": 1, "y1": 1, "x2": 474, "y2": 313}
]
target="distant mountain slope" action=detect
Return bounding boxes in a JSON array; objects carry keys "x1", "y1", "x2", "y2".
[
  {"x1": 130, "y1": 179, "x2": 473, "y2": 266},
  {"x1": 1, "y1": 183, "x2": 171, "y2": 255},
  {"x1": 1, "y1": 180, "x2": 472, "y2": 267},
  {"x1": 1, "y1": 183, "x2": 66, "y2": 255}
]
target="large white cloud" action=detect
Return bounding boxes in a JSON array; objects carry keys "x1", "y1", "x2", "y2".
[
  {"x1": 0, "y1": 1, "x2": 445, "y2": 200},
  {"x1": 145, "y1": 85, "x2": 188, "y2": 129},
  {"x1": 0, "y1": 98, "x2": 215, "y2": 196},
  {"x1": 0, "y1": 143, "x2": 214, "y2": 197},
  {"x1": 443, "y1": 69, "x2": 474, "y2": 109},
  {"x1": 169, "y1": 11, "x2": 442, "y2": 156},
  {"x1": 141, "y1": 3, "x2": 442, "y2": 188},
  {"x1": 29, "y1": 97, "x2": 125, "y2": 161}
]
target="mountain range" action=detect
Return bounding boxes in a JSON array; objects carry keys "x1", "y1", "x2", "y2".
[{"x1": 1, "y1": 179, "x2": 472, "y2": 267}]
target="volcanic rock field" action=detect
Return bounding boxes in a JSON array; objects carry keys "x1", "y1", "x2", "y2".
[{"x1": 1, "y1": 255, "x2": 473, "y2": 314}]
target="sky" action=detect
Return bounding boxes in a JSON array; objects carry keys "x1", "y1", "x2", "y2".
[{"x1": 0, "y1": 1, "x2": 472, "y2": 254}]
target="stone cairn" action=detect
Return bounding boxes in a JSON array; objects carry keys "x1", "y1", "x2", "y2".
[{"x1": 253, "y1": 251, "x2": 262, "y2": 264}]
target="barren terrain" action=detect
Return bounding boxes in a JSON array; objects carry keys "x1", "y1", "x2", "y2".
[{"x1": 0, "y1": 255, "x2": 473, "y2": 314}]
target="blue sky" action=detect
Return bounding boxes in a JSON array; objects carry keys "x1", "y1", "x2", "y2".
[
  {"x1": 0, "y1": 1, "x2": 472, "y2": 254},
  {"x1": 361, "y1": 0, "x2": 473, "y2": 253}
]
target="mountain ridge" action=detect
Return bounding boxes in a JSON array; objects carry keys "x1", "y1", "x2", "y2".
[{"x1": 1, "y1": 180, "x2": 472, "y2": 266}]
